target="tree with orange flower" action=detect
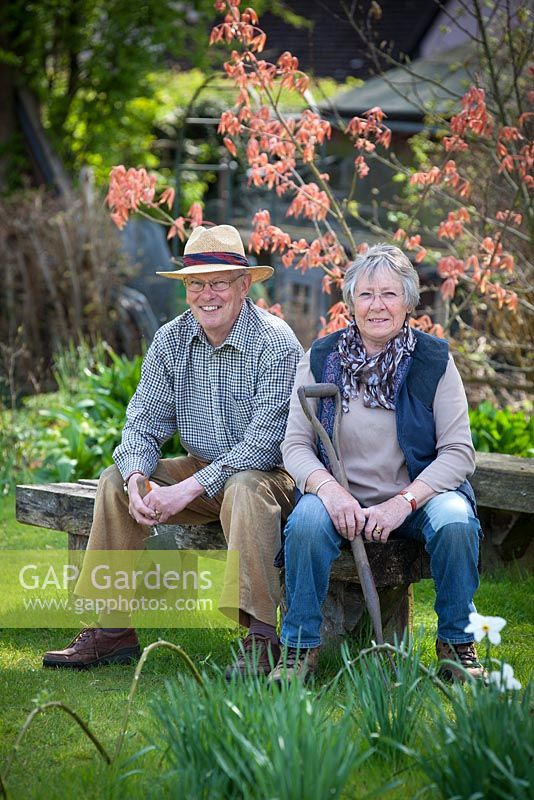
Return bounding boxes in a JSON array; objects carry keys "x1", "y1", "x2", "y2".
[{"x1": 107, "y1": 0, "x2": 532, "y2": 396}]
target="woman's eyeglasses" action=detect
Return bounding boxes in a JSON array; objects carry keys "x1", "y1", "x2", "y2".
[{"x1": 355, "y1": 291, "x2": 402, "y2": 304}]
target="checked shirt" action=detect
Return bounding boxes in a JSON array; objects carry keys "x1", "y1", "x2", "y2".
[{"x1": 114, "y1": 299, "x2": 303, "y2": 496}]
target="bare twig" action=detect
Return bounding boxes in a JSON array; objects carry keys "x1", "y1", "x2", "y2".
[
  {"x1": 338, "y1": 0, "x2": 467, "y2": 107},
  {"x1": 1, "y1": 701, "x2": 111, "y2": 795},
  {"x1": 462, "y1": 375, "x2": 533, "y2": 390},
  {"x1": 114, "y1": 640, "x2": 204, "y2": 763}
]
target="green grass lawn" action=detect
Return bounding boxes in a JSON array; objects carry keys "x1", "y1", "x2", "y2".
[{"x1": 1, "y1": 492, "x2": 532, "y2": 799}]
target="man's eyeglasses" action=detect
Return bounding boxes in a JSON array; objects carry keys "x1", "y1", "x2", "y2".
[{"x1": 184, "y1": 274, "x2": 245, "y2": 294}]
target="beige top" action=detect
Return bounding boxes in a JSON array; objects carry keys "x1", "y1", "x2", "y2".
[{"x1": 281, "y1": 350, "x2": 475, "y2": 506}]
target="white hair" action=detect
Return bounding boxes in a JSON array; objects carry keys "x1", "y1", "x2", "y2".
[{"x1": 342, "y1": 243, "x2": 420, "y2": 314}]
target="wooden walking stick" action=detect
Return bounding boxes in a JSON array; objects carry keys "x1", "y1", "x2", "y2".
[{"x1": 297, "y1": 384, "x2": 385, "y2": 645}]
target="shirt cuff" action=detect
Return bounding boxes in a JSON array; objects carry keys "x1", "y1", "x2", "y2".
[
  {"x1": 124, "y1": 469, "x2": 145, "y2": 485},
  {"x1": 194, "y1": 462, "x2": 233, "y2": 497},
  {"x1": 114, "y1": 455, "x2": 155, "y2": 482}
]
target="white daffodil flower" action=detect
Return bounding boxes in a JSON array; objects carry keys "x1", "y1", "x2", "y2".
[
  {"x1": 464, "y1": 612, "x2": 507, "y2": 644},
  {"x1": 489, "y1": 662, "x2": 522, "y2": 692}
]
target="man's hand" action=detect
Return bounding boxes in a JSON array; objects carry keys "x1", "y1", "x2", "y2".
[
  {"x1": 127, "y1": 474, "x2": 159, "y2": 526},
  {"x1": 362, "y1": 496, "x2": 411, "y2": 544},
  {"x1": 144, "y1": 477, "x2": 204, "y2": 523},
  {"x1": 127, "y1": 474, "x2": 205, "y2": 526},
  {"x1": 316, "y1": 482, "x2": 366, "y2": 541}
]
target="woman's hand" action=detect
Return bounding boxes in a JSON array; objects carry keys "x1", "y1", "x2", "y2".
[
  {"x1": 316, "y1": 482, "x2": 366, "y2": 541},
  {"x1": 362, "y1": 495, "x2": 411, "y2": 543}
]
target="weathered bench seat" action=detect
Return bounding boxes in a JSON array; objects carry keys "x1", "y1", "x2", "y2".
[{"x1": 15, "y1": 452, "x2": 533, "y2": 641}]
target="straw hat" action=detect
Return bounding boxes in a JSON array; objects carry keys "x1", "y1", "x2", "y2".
[{"x1": 156, "y1": 224, "x2": 273, "y2": 283}]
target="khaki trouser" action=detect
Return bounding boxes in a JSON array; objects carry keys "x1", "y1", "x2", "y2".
[{"x1": 75, "y1": 456, "x2": 294, "y2": 627}]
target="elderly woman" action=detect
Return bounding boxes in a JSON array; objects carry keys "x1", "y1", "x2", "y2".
[{"x1": 269, "y1": 243, "x2": 483, "y2": 684}]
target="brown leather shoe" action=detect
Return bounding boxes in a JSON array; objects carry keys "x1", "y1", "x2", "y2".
[
  {"x1": 43, "y1": 628, "x2": 141, "y2": 669},
  {"x1": 436, "y1": 639, "x2": 485, "y2": 682},
  {"x1": 225, "y1": 634, "x2": 280, "y2": 681},
  {"x1": 268, "y1": 646, "x2": 320, "y2": 685}
]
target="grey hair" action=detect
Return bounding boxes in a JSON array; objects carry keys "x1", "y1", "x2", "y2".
[{"x1": 342, "y1": 243, "x2": 420, "y2": 315}]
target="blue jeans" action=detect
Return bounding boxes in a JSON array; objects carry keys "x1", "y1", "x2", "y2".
[{"x1": 280, "y1": 491, "x2": 482, "y2": 648}]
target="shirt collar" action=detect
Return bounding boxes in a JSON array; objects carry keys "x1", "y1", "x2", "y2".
[
  {"x1": 186, "y1": 299, "x2": 250, "y2": 352},
  {"x1": 222, "y1": 299, "x2": 249, "y2": 352}
]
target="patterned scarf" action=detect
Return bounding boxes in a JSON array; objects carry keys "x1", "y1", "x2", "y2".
[{"x1": 338, "y1": 320, "x2": 416, "y2": 412}]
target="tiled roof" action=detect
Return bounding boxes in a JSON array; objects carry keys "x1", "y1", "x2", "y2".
[
  {"x1": 322, "y1": 42, "x2": 477, "y2": 127},
  {"x1": 259, "y1": 0, "x2": 441, "y2": 80}
]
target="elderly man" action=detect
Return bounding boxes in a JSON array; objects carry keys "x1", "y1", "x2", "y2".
[{"x1": 43, "y1": 224, "x2": 303, "y2": 678}]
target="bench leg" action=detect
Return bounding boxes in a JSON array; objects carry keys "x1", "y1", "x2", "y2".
[
  {"x1": 478, "y1": 509, "x2": 533, "y2": 570},
  {"x1": 379, "y1": 584, "x2": 413, "y2": 642},
  {"x1": 68, "y1": 532, "x2": 89, "y2": 550},
  {"x1": 318, "y1": 580, "x2": 414, "y2": 645},
  {"x1": 276, "y1": 569, "x2": 364, "y2": 643}
]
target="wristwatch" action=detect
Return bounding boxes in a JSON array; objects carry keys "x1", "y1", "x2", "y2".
[{"x1": 398, "y1": 490, "x2": 417, "y2": 512}]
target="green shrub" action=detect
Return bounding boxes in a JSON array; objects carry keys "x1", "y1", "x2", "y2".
[
  {"x1": 418, "y1": 680, "x2": 533, "y2": 800},
  {"x1": 0, "y1": 407, "x2": 40, "y2": 494},
  {"x1": 469, "y1": 401, "x2": 533, "y2": 457},
  {"x1": 341, "y1": 636, "x2": 438, "y2": 769},
  {"x1": 148, "y1": 672, "x2": 367, "y2": 800},
  {"x1": 48, "y1": 339, "x2": 142, "y2": 409},
  {"x1": 1, "y1": 341, "x2": 184, "y2": 487}
]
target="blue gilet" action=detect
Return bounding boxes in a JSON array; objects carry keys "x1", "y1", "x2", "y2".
[{"x1": 309, "y1": 328, "x2": 476, "y2": 512}]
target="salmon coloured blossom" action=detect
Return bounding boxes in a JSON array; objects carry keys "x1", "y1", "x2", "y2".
[
  {"x1": 437, "y1": 208, "x2": 471, "y2": 240},
  {"x1": 107, "y1": 166, "x2": 157, "y2": 229}
]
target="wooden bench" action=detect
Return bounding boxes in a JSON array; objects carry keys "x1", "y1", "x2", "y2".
[{"x1": 15, "y1": 453, "x2": 533, "y2": 642}]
